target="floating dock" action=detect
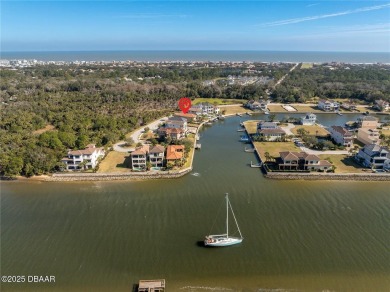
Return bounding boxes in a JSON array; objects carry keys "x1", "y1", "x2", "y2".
[
  {"x1": 195, "y1": 143, "x2": 202, "y2": 149},
  {"x1": 138, "y1": 279, "x2": 165, "y2": 292}
]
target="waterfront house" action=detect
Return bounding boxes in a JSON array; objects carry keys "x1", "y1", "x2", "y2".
[
  {"x1": 61, "y1": 144, "x2": 105, "y2": 170},
  {"x1": 341, "y1": 102, "x2": 357, "y2": 111},
  {"x1": 166, "y1": 117, "x2": 188, "y2": 132},
  {"x1": 356, "y1": 115, "x2": 379, "y2": 129},
  {"x1": 257, "y1": 121, "x2": 286, "y2": 141},
  {"x1": 149, "y1": 145, "x2": 165, "y2": 168},
  {"x1": 300, "y1": 113, "x2": 317, "y2": 125},
  {"x1": 173, "y1": 112, "x2": 197, "y2": 122},
  {"x1": 189, "y1": 102, "x2": 220, "y2": 115},
  {"x1": 158, "y1": 127, "x2": 186, "y2": 140},
  {"x1": 318, "y1": 99, "x2": 339, "y2": 112},
  {"x1": 245, "y1": 99, "x2": 269, "y2": 111},
  {"x1": 130, "y1": 145, "x2": 150, "y2": 171},
  {"x1": 278, "y1": 151, "x2": 332, "y2": 171},
  {"x1": 357, "y1": 128, "x2": 380, "y2": 145},
  {"x1": 329, "y1": 125, "x2": 353, "y2": 147},
  {"x1": 356, "y1": 144, "x2": 390, "y2": 169},
  {"x1": 374, "y1": 99, "x2": 389, "y2": 112},
  {"x1": 166, "y1": 145, "x2": 185, "y2": 163}
]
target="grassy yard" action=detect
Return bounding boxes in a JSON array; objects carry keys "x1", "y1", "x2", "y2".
[
  {"x1": 97, "y1": 151, "x2": 132, "y2": 173},
  {"x1": 300, "y1": 63, "x2": 313, "y2": 69},
  {"x1": 193, "y1": 98, "x2": 245, "y2": 105},
  {"x1": 140, "y1": 130, "x2": 157, "y2": 140},
  {"x1": 267, "y1": 104, "x2": 286, "y2": 112},
  {"x1": 291, "y1": 105, "x2": 325, "y2": 113},
  {"x1": 222, "y1": 105, "x2": 248, "y2": 115},
  {"x1": 253, "y1": 142, "x2": 301, "y2": 159},
  {"x1": 380, "y1": 129, "x2": 390, "y2": 136},
  {"x1": 243, "y1": 120, "x2": 259, "y2": 135},
  {"x1": 319, "y1": 154, "x2": 364, "y2": 173},
  {"x1": 183, "y1": 135, "x2": 196, "y2": 169},
  {"x1": 292, "y1": 125, "x2": 329, "y2": 137}
]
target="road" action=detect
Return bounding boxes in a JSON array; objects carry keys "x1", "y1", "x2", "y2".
[
  {"x1": 113, "y1": 117, "x2": 168, "y2": 152},
  {"x1": 273, "y1": 63, "x2": 299, "y2": 88}
]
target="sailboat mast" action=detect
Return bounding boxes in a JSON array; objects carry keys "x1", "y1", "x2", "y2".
[{"x1": 226, "y1": 193, "x2": 229, "y2": 238}]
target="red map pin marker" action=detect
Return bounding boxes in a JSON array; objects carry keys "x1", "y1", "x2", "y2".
[{"x1": 178, "y1": 97, "x2": 191, "y2": 114}]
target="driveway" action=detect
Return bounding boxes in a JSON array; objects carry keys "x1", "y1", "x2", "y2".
[
  {"x1": 300, "y1": 146, "x2": 349, "y2": 155},
  {"x1": 280, "y1": 123, "x2": 295, "y2": 136},
  {"x1": 113, "y1": 116, "x2": 168, "y2": 152}
]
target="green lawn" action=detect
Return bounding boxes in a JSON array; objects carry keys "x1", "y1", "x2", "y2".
[
  {"x1": 292, "y1": 125, "x2": 329, "y2": 137},
  {"x1": 97, "y1": 151, "x2": 132, "y2": 173},
  {"x1": 319, "y1": 154, "x2": 364, "y2": 173},
  {"x1": 193, "y1": 98, "x2": 245, "y2": 105},
  {"x1": 222, "y1": 105, "x2": 248, "y2": 116},
  {"x1": 300, "y1": 63, "x2": 313, "y2": 69},
  {"x1": 253, "y1": 142, "x2": 301, "y2": 159}
]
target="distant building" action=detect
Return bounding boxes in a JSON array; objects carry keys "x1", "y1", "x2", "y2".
[
  {"x1": 341, "y1": 102, "x2": 357, "y2": 111},
  {"x1": 374, "y1": 99, "x2": 389, "y2": 112},
  {"x1": 189, "y1": 102, "x2": 220, "y2": 115},
  {"x1": 61, "y1": 144, "x2": 105, "y2": 170},
  {"x1": 318, "y1": 99, "x2": 339, "y2": 112},
  {"x1": 329, "y1": 126, "x2": 353, "y2": 147},
  {"x1": 245, "y1": 99, "x2": 268, "y2": 111},
  {"x1": 138, "y1": 279, "x2": 165, "y2": 292},
  {"x1": 357, "y1": 128, "x2": 380, "y2": 145},
  {"x1": 356, "y1": 144, "x2": 390, "y2": 169},
  {"x1": 300, "y1": 113, "x2": 317, "y2": 125}
]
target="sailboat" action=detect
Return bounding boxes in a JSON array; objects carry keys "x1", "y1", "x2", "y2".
[{"x1": 204, "y1": 194, "x2": 243, "y2": 247}]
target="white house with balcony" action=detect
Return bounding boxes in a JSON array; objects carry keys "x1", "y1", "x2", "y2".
[
  {"x1": 356, "y1": 144, "x2": 390, "y2": 169},
  {"x1": 189, "y1": 102, "x2": 220, "y2": 115},
  {"x1": 61, "y1": 144, "x2": 105, "y2": 170},
  {"x1": 300, "y1": 113, "x2": 317, "y2": 125}
]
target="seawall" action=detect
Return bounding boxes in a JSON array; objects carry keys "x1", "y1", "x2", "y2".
[{"x1": 265, "y1": 172, "x2": 390, "y2": 181}]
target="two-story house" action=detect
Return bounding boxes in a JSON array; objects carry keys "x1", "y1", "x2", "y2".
[
  {"x1": 300, "y1": 113, "x2": 317, "y2": 125},
  {"x1": 158, "y1": 117, "x2": 188, "y2": 141},
  {"x1": 61, "y1": 144, "x2": 105, "y2": 170},
  {"x1": 278, "y1": 151, "x2": 332, "y2": 171},
  {"x1": 166, "y1": 145, "x2": 185, "y2": 165},
  {"x1": 356, "y1": 115, "x2": 379, "y2": 129},
  {"x1": 356, "y1": 144, "x2": 390, "y2": 169},
  {"x1": 329, "y1": 125, "x2": 353, "y2": 147},
  {"x1": 189, "y1": 102, "x2": 220, "y2": 115},
  {"x1": 257, "y1": 121, "x2": 286, "y2": 141}
]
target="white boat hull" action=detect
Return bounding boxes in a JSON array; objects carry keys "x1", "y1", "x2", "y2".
[{"x1": 204, "y1": 235, "x2": 243, "y2": 247}]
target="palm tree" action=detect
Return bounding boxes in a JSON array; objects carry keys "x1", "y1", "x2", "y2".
[{"x1": 264, "y1": 151, "x2": 271, "y2": 162}]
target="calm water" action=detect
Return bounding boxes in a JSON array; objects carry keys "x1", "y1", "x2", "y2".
[
  {"x1": 1, "y1": 114, "x2": 390, "y2": 291},
  {"x1": 1, "y1": 50, "x2": 390, "y2": 63}
]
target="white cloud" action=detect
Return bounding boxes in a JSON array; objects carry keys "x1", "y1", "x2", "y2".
[{"x1": 256, "y1": 3, "x2": 390, "y2": 27}]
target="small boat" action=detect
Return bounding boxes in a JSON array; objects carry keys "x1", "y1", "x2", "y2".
[
  {"x1": 246, "y1": 112, "x2": 252, "y2": 116},
  {"x1": 236, "y1": 113, "x2": 243, "y2": 117},
  {"x1": 264, "y1": 111, "x2": 270, "y2": 115},
  {"x1": 204, "y1": 193, "x2": 243, "y2": 247},
  {"x1": 240, "y1": 135, "x2": 250, "y2": 142},
  {"x1": 239, "y1": 122, "x2": 244, "y2": 127},
  {"x1": 245, "y1": 147, "x2": 255, "y2": 153},
  {"x1": 237, "y1": 128, "x2": 245, "y2": 132},
  {"x1": 250, "y1": 161, "x2": 262, "y2": 168},
  {"x1": 336, "y1": 111, "x2": 343, "y2": 116}
]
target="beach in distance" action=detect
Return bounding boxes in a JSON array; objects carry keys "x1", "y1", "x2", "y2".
[{"x1": 2, "y1": 50, "x2": 390, "y2": 63}]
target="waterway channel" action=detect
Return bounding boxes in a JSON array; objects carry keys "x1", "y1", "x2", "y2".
[{"x1": 1, "y1": 113, "x2": 389, "y2": 291}]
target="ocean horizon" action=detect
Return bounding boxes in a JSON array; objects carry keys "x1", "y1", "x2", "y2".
[{"x1": 1, "y1": 50, "x2": 389, "y2": 63}]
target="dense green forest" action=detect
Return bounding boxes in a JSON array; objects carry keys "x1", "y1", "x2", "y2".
[
  {"x1": 1, "y1": 62, "x2": 389, "y2": 177},
  {"x1": 271, "y1": 63, "x2": 390, "y2": 103}
]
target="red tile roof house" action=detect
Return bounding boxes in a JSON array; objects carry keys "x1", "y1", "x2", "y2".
[
  {"x1": 130, "y1": 145, "x2": 150, "y2": 171},
  {"x1": 329, "y1": 125, "x2": 353, "y2": 147},
  {"x1": 61, "y1": 144, "x2": 105, "y2": 171},
  {"x1": 165, "y1": 145, "x2": 185, "y2": 167},
  {"x1": 278, "y1": 151, "x2": 332, "y2": 171},
  {"x1": 158, "y1": 127, "x2": 186, "y2": 141}
]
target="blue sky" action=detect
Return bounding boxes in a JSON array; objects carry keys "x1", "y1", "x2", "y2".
[{"x1": 1, "y1": 1, "x2": 390, "y2": 52}]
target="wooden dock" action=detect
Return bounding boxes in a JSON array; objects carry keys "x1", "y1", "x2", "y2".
[
  {"x1": 138, "y1": 279, "x2": 165, "y2": 292},
  {"x1": 195, "y1": 143, "x2": 202, "y2": 149}
]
